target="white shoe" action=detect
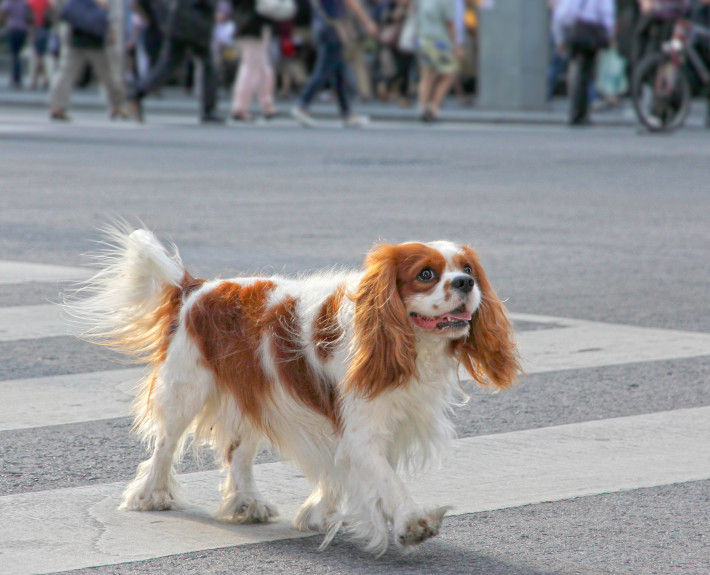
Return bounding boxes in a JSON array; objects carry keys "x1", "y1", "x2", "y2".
[
  {"x1": 343, "y1": 114, "x2": 370, "y2": 128},
  {"x1": 291, "y1": 106, "x2": 316, "y2": 127}
]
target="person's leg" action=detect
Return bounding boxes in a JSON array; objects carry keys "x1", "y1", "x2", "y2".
[
  {"x1": 31, "y1": 29, "x2": 49, "y2": 89},
  {"x1": 194, "y1": 44, "x2": 218, "y2": 119},
  {"x1": 429, "y1": 71, "x2": 456, "y2": 116},
  {"x1": 49, "y1": 37, "x2": 85, "y2": 116},
  {"x1": 256, "y1": 28, "x2": 276, "y2": 114},
  {"x1": 569, "y1": 50, "x2": 594, "y2": 124},
  {"x1": 232, "y1": 38, "x2": 261, "y2": 116},
  {"x1": 88, "y1": 49, "x2": 127, "y2": 115},
  {"x1": 130, "y1": 38, "x2": 187, "y2": 120},
  {"x1": 297, "y1": 27, "x2": 335, "y2": 109},
  {"x1": 137, "y1": 38, "x2": 187, "y2": 99},
  {"x1": 7, "y1": 30, "x2": 27, "y2": 87},
  {"x1": 417, "y1": 65, "x2": 435, "y2": 117},
  {"x1": 330, "y1": 40, "x2": 351, "y2": 117}
]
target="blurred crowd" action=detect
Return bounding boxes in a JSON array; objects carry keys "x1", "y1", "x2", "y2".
[{"x1": 0, "y1": 0, "x2": 709, "y2": 125}]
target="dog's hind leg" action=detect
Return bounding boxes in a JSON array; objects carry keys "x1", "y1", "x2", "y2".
[
  {"x1": 120, "y1": 358, "x2": 211, "y2": 511},
  {"x1": 294, "y1": 479, "x2": 341, "y2": 534},
  {"x1": 217, "y1": 428, "x2": 279, "y2": 523}
]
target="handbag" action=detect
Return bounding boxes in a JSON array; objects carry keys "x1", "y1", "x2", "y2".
[
  {"x1": 595, "y1": 48, "x2": 628, "y2": 97},
  {"x1": 378, "y1": 22, "x2": 401, "y2": 46},
  {"x1": 397, "y1": 9, "x2": 416, "y2": 53},
  {"x1": 256, "y1": 0, "x2": 297, "y2": 22},
  {"x1": 60, "y1": 0, "x2": 109, "y2": 40},
  {"x1": 568, "y1": 19, "x2": 609, "y2": 53},
  {"x1": 567, "y1": 0, "x2": 609, "y2": 53}
]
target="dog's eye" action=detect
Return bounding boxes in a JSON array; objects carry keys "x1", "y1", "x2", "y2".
[
  {"x1": 417, "y1": 268, "x2": 436, "y2": 282},
  {"x1": 463, "y1": 265, "x2": 472, "y2": 275}
]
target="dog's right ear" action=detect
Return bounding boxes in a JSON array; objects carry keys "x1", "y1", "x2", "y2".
[{"x1": 344, "y1": 244, "x2": 417, "y2": 399}]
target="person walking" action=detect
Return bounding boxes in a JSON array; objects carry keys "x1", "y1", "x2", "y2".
[
  {"x1": 230, "y1": 0, "x2": 277, "y2": 121},
  {"x1": 415, "y1": 0, "x2": 462, "y2": 122},
  {"x1": 27, "y1": 0, "x2": 51, "y2": 89},
  {"x1": 48, "y1": 0, "x2": 127, "y2": 120},
  {"x1": 0, "y1": 0, "x2": 33, "y2": 89},
  {"x1": 129, "y1": 0, "x2": 223, "y2": 123},
  {"x1": 552, "y1": 0, "x2": 615, "y2": 126},
  {"x1": 290, "y1": 0, "x2": 377, "y2": 127}
]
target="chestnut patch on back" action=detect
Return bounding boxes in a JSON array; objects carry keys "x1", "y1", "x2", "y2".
[
  {"x1": 185, "y1": 280, "x2": 276, "y2": 424},
  {"x1": 269, "y1": 296, "x2": 341, "y2": 428}
]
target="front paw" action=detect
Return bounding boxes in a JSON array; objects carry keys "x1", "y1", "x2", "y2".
[
  {"x1": 396, "y1": 506, "x2": 451, "y2": 547},
  {"x1": 217, "y1": 492, "x2": 279, "y2": 524},
  {"x1": 120, "y1": 486, "x2": 183, "y2": 511}
]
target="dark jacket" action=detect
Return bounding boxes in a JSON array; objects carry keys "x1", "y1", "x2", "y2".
[
  {"x1": 167, "y1": 0, "x2": 216, "y2": 48},
  {"x1": 231, "y1": 0, "x2": 270, "y2": 39}
]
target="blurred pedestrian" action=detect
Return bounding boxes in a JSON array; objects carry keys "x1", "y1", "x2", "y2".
[
  {"x1": 230, "y1": 0, "x2": 276, "y2": 121},
  {"x1": 48, "y1": 0, "x2": 127, "y2": 121},
  {"x1": 0, "y1": 0, "x2": 33, "y2": 89},
  {"x1": 129, "y1": 0, "x2": 223, "y2": 123},
  {"x1": 290, "y1": 0, "x2": 377, "y2": 127},
  {"x1": 553, "y1": 0, "x2": 615, "y2": 126},
  {"x1": 385, "y1": 0, "x2": 416, "y2": 106},
  {"x1": 27, "y1": 0, "x2": 52, "y2": 89},
  {"x1": 415, "y1": 0, "x2": 462, "y2": 122},
  {"x1": 133, "y1": 0, "x2": 166, "y2": 74}
]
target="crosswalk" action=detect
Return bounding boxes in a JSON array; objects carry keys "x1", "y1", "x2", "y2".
[{"x1": 1, "y1": 259, "x2": 709, "y2": 574}]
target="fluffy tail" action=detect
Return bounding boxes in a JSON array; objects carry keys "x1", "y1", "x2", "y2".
[{"x1": 64, "y1": 224, "x2": 187, "y2": 364}]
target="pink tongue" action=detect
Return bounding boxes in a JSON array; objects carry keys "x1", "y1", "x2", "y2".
[{"x1": 443, "y1": 310, "x2": 472, "y2": 322}]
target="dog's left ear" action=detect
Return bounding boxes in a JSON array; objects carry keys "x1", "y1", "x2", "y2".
[
  {"x1": 452, "y1": 248, "x2": 521, "y2": 390},
  {"x1": 345, "y1": 244, "x2": 417, "y2": 399}
]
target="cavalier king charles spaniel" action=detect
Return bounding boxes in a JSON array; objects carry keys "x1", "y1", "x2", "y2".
[{"x1": 68, "y1": 226, "x2": 520, "y2": 555}]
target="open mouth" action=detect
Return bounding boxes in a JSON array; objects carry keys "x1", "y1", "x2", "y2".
[{"x1": 409, "y1": 304, "x2": 472, "y2": 331}]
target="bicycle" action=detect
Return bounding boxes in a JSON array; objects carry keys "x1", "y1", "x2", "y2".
[{"x1": 631, "y1": 3, "x2": 710, "y2": 132}]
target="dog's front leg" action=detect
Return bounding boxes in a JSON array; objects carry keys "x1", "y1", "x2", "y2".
[{"x1": 339, "y1": 410, "x2": 448, "y2": 554}]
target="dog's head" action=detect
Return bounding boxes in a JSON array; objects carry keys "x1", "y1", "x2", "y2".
[{"x1": 346, "y1": 242, "x2": 521, "y2": 398}]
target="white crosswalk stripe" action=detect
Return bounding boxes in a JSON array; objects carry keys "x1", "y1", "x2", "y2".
[
  {"x1": 3, "y1": 406, "x2": 709, "y2": 575},
  {"x1": 0, "y1": 260, "x2": 91, "y2": 285},
  {"x1": 1, "y1": 261, "x2": 709, "y2": 574}
]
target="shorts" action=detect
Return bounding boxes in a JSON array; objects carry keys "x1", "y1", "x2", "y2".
[
  {"x1": 418, "y1": 36, "x2": 458, "y2": 74},
  {"x1": 34, "y1": 27, "x2": 50, "y2": 55}
]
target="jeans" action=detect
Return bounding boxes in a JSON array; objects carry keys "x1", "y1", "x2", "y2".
[
  {"x1": 6, "y1": 29, "x2": 28, "y2": 87},
  {"x1": 298, "y1": 24, "x2": 350, "y2": 117}
]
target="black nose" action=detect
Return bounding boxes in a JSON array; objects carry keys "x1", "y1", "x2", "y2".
[{"x1": 451, "y1": 275, "x2": 475, "y2": 294}]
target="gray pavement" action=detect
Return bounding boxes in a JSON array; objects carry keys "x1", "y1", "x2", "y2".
[{"x1": 0, "y1": 110, "x2": 709, "y2": 575}]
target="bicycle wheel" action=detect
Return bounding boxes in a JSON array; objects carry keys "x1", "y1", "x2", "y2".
[{"x1": 631, "y1": 52, "x2": 691, "y2": 132}]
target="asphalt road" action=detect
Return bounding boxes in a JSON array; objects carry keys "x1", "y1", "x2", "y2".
[{"x1": 0, "y1": 109, "x2": 708, "y2": 575}]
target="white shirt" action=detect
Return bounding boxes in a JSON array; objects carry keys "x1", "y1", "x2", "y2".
[{"x1": 552, "y1": 0, "x2": 615, "y2": 47}]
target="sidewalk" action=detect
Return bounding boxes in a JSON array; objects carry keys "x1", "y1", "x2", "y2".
[{"x1": 0, "y1": 83, "x2": 644, "y2": 126}]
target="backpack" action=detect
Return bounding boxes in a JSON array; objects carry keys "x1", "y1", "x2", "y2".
[
  {"x1": 255, "y1": 0, "x2": 297, "y2": 22},
  {"x1": 60, "y1": 0, "x2": 109, "y2": 40},
  {"x1": 652, "y1": 0, "x2": 687, "y2": 19}
]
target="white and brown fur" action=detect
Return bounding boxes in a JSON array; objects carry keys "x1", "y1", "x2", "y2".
[{"x1": 67, "y1": 226, "x2": 520, "y2": 555}]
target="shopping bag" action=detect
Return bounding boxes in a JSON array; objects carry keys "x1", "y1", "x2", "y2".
[{"x1": 595, "y1": 49, "x2": 628, "y2": 98}]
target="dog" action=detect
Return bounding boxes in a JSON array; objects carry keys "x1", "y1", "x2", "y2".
[{"x1": 67, "y1": 225, "x2": 520, "y2": 555}]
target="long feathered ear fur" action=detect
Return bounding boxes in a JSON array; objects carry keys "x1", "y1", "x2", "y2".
[
  {"x1": 345, "y1": 244, "x2": 417, "y2": 399},
  {"x1": 453, "y1": 248, "x2": 521, "y2": 390}
]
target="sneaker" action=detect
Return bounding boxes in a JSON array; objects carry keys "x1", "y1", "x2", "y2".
[
  {"x1": 50, "y1": 109, "x2": 70, "y2": 122},
  {"x1": 343, "y1": 114, "x2": 370, "y2": 128},
  {"x1": 420, "y1": 109, "x2": 436, "y2": 123},
  {"x1": 291, "y1": 106, "x2": 316, "y2": 127},
  {"x1": 128, "y1": 98, "x2": 144, "y2": 123},
  {"x1": 201, "y1": 113, "x2": 226, "y2": 125}
]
